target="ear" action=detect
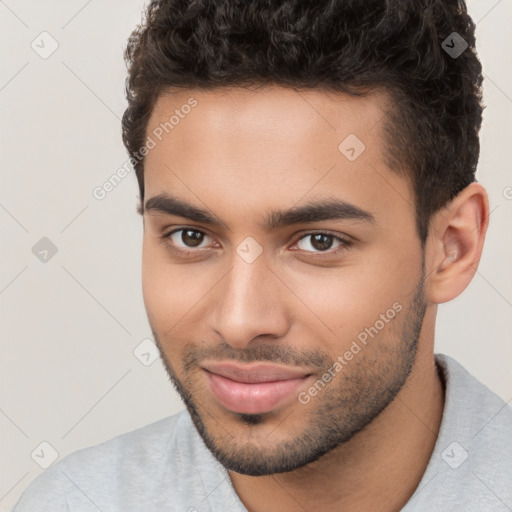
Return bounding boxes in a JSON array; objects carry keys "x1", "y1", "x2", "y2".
[{"x1": 424, "y1": 182, "x2": 490, "y2": 304}]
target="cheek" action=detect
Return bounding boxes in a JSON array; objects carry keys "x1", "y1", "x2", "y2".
[
  {"x1": 141, "y1": 240, "x2": 182, "y2": 331},
  {"x1": 287, "y1": 252, "x2": 417, "y2": 346},
  {"x1": 141, "y1": 239, "x2": 214, "y2": 335}
]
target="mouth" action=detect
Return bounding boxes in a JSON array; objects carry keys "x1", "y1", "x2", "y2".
[{"x1": 201, "y1": 360, "x2": 312, "y2": 415}]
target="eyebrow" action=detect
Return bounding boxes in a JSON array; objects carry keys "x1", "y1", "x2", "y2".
[{"x1": 144, "y1": 193, "x2": 375, "y2": 230}]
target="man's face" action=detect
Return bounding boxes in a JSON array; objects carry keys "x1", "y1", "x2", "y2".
[{"x1": 141, "y1": 85, "x2": 427, "y2": 476}]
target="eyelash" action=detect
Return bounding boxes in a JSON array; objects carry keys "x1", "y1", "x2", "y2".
[{"x1": 158, "y1": 227, "x2": 353, "y2": 257}]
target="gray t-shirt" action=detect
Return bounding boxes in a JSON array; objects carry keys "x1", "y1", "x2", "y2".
[{"x1": 12, "y1": 353, "x2": 512, "y2": 511}]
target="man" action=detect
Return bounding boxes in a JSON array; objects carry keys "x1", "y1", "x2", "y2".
[{"x1": 13, "y1": 0, "x2": 512, "y2": 510}]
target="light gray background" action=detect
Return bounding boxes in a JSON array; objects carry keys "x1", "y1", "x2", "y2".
[{"x1": 0, "y1": 1, "x2": 511, "y2": 510}]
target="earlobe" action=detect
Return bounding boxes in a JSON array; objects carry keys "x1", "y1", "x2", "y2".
[{"x1": 425, "y1": 182, "x2": 489, "y2": 304}]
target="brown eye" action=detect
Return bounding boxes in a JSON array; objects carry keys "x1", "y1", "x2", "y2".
[
  {"x1": 180, "y1": 229, "x2": 205, "y2": 247},
  {"x1": 295, "y1": 232, "x2": 350, "y2": 254},
  {"x1": 165, "y1": 228, "x2": 211, "y2": 250}
]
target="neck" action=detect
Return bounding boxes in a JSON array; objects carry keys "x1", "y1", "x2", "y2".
[{"x1": 228, "y1": 335, "x2": 445, "y2": 512}]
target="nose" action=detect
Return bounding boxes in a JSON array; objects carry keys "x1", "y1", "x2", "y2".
[{"x1": 209, "y1": 248, "x2": 290, "y2": 349}]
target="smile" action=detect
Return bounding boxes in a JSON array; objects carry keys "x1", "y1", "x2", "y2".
[{"x1": 201, "y1": 361, "x2": 312, "y2": 415}]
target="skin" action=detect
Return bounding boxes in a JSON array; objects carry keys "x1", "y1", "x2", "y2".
[{"x1": 140, "y1": 84, "x2": 489, "y2": 512}]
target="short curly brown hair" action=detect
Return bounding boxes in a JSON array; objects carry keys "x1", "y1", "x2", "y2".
[{"x1": 121, "y1": 0, "x2": 484, "y2": 244}]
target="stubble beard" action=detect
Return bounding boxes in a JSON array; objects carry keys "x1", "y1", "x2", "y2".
[{"x1": 151, "y1": 272, "x2": 427, "y2": 476}]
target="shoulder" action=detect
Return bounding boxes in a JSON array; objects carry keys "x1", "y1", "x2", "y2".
[
  {"x1": 12, "y1": 410, "x2": 193, "y2": 511},
  {"x1": 57, "y1": 408, "x2": 188, "y2": 473},
  {"x1": 404, "y1": 354, "x2": 512, "y2": 511},
  {"x1": 435, "y1": 353, "x2": 512, "y2": 444}
]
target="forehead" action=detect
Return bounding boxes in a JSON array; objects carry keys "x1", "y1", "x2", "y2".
[
  {"x1": 143, "y1": 84, "x2": 414, "y2": 232},
  {"x1": 147, "y1": 84, "x2": 390, "y2": 141}
]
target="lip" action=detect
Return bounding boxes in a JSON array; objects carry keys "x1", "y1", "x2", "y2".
[{"x1": 201, "y1": 361, "x2": 312, "y2": 414}]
